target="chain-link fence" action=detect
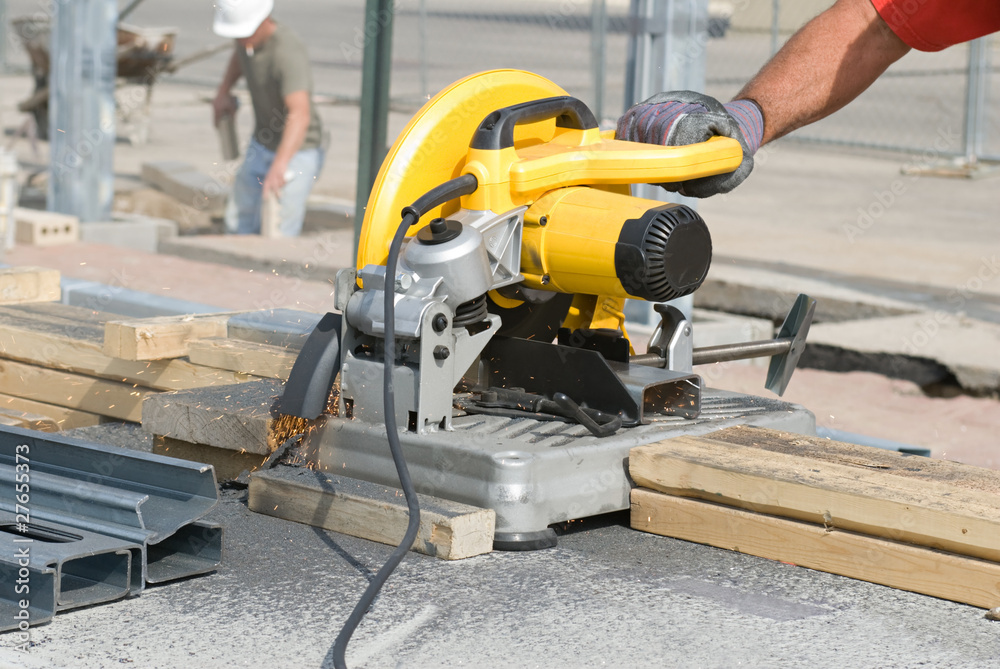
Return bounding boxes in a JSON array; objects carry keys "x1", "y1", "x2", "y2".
[
  {"x1": 388, "y1": 0, "x2": 1000, "y2": 161},
  {"x1": 0, "y1": 0, "x2": 996, "y2": 160}
]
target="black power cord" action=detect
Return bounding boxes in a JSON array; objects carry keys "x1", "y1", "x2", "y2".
[{"x1": 333, "y1": 174, "x2": 478, "y2": 669}]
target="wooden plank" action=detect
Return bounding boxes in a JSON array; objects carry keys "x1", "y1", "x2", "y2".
[
  {"x1": 0, "y1": 393, "x2": 103, "y2": 430},
  {"x1": 249, "y1": 466, "x2": 495, "y2": 560},
  {"x1": 4, "y1": 302, "x2": 108, "y2": 325},
  {"x1": 153, "y1": 436, "x2": 269, "y2": 482},
  {"x1": 629, "y1": 434, "x2": 1000, "y2": 562},
  {"x1": 631, "y1": 489, "x2": 1000, "y2": 610},
  {"x1": 103, "y1": 313, "x2": 232, "y2": 361},
  {"x1": 187, "y1": 337, "x2": 297, "y2": 380},
  {"x1": 141, "y1": 161, "x2": 228, "y2": 215},
  {"x1": 141, "y1": 379, "x2": 307, "y2": 455},
  {"x1": 705, "y1": 425, "x2": 1000, "y2": 496},
  {"x1": 0, "y1": 407, "x2": 60, "y2": 432},
  {"x1": 0, "y1": 359, "x2": 150, "y2": 422},
  {"x1": 0, "y1": 306, "x2": 254, "y2": 391},
  {"x1": 0, "y1": 267, "x2": 60, "y2": 304}
]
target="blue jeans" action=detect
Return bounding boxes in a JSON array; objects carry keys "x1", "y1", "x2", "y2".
[{"x1": 224, "y1": 139, "x2": 325, "y2": 236}]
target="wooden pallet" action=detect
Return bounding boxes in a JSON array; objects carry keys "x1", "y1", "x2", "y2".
[{"x1": 630, "y1": 426, "x2": 1000, "y2": 609}]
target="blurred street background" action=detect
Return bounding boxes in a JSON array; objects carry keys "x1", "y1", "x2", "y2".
[{"x1": 3, "y1": 0, "x2": 999, "y2": 198}]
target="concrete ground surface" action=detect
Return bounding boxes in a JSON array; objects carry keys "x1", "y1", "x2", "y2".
[
  {"x1": 2, "y1": 485, "x2": 1000, "y2": 669},
  {"x1": 1, "y1": 16, "x2": 1000, "y2": 667}
]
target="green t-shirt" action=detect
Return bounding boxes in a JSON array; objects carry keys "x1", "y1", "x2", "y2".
[{"x1": 238, "y1": 23, "x2": 323, "y2": 153}]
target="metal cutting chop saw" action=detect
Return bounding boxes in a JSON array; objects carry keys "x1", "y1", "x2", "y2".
[{"x1": 282, "y1": 70, "x2": 817, "y2": 550}]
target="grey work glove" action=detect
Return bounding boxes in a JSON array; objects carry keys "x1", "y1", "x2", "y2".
[{"x1": 616, "y1": 91, "x2": 764, "y2": 198}]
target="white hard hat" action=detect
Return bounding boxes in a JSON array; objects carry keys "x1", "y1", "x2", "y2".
[{"x1": 213, "y1": 0, "x2": 274, "y2": 39}]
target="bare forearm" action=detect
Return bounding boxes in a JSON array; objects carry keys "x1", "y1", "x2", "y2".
[
  {"x1": 736, "y1": 0, "x2": 909, "y2": 144},
  {"x1": 272, "y1": 104, "x2": 310, "y2": 171}
]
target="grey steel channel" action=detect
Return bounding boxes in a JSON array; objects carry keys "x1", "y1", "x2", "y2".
[
  {"x1": 0, "y1": 511, "x2": 138, "y2": 616},
  {"x1": 0, "y1": 426, "x2": 223, "y2": 596}
]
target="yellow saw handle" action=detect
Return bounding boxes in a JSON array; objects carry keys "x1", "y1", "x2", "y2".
[{"x1": 460, "y1": 95, "x2": 743, "y2": 212}]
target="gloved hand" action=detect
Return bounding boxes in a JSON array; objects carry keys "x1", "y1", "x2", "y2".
[{"x1": 616, "y1": 91, "x2": 764, "y2": 198}]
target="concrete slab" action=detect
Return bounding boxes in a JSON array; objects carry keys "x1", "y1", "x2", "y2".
[
  {"x1": 3, "y1": 242, "x2": 338, "y2": 313},
  {"x1": 806, "y1": 313, "x2": 1000, "y2": 395},
  {"x1": 157, "y1": 230, "x2": 354, "y2": 283},
  {"x1": 697, "y1": 261, "x2": 921, "y2": 323},
  {"x1": 302, "y1": 195, "x2": 355, "y2": 233}
]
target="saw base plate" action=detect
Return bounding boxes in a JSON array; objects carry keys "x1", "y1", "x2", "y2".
[{"x1": 307, "y1": 389, "x2": 816, "y2": 549}]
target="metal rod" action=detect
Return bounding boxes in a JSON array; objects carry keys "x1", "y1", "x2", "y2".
[
  {"x1": 631, "y1": 337, "x2": 793, "y2": 368},
  {"x1": 693, "y1": 339, "x2": 791, "y2": 365}
]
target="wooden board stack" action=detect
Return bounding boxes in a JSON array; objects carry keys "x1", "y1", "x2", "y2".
[
  {"x1": 630, "y1": 425, "x2": 1000, "y2": 610},
  {"x1": 0, "y1": 267, "x2": 302, "y2": 446}
]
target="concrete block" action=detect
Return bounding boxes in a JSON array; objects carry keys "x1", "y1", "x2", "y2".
[
  {"x1": 78, "y1": 216, "x2": 178, "y2": 254},
  {"x1": 114, "y1": 212, "x2": 180, "y2": 243},
  {"x1": 13, "y1": 207, "x2": 80, "y2": 246}
]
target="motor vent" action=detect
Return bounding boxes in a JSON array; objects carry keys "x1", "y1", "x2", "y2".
[{"x1": 614, "y1": 204, "x2": 712, "y2": 302}]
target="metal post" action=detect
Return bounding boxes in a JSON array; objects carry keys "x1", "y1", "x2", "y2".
[
  {"x1": 48, "y1": 0, "x2": 117, "y2": 222},
  {"x1": 624, "y1": 0, "x2": 708, "y2": 206},
  {"x1": 770, "y1": 0, "x2": 780, "y2": 55},
  {"x1": 419, "y1": 0, "x2": 428, "y2": 100},
  {"x1": 963, "y1": 37, "x2": 990, "y2": 164},
  {"x1": 906, "y1": 37, "x2": 997, "y2": 177},
  {"x1": 354, "y1": 0, "x2": 396, "y2": 257},
  {"x1": 590, "y1": 0, "x2": 607, "y2": 123},
  {"x1": 624, "y1": 0, "x2": 709, "y2": 322}
]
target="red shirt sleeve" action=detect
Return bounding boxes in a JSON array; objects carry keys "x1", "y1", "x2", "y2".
[{"x1": 872, "y1": 0, "x2": 1000, "y2": 51}]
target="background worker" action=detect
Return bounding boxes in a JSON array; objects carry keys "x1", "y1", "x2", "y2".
[
  {"x1": 212, "y1": 0, "x2": 325, "y2": 236},
  {"x1": 617, "y1": 0, "x2": 1000, "y2": 198}
]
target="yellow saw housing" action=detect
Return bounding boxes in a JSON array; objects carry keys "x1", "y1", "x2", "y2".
[{"x1": 358, "y1": 69, "x2": 741, "y2": 335}]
